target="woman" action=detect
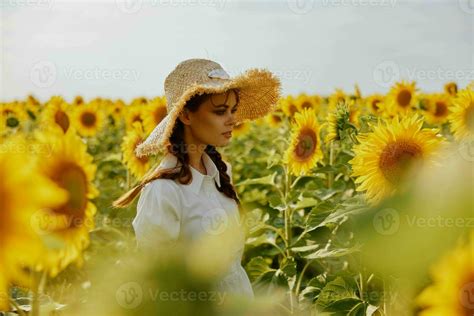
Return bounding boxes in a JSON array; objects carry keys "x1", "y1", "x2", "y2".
[{"x1": 113, "y1": 58, "x2": 281, "y2": 299}]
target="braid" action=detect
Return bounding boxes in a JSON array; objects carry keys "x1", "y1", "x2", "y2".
[{"x1": 205, "y1": 145, "x2": 241, "y2": 206}]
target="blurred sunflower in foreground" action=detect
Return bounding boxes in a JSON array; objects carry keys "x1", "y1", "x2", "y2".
[
  {"x1": 0, "y1": 136, "x2": 68, "y2": 310},
  {"x1": 121, "y1": 122, "x2": 150, "y2": 178},
  {"x1": 350, "y1": 114, "x2": 444, "y2": 204},
  {"x1": 416, "y1": 230, "x2": 474, "y2": 316},
  {"x1": 284, "y1": 108, "x2": 323, "y2": 175},
  {"x1": 32, "y1": 128, "x2": 99, "y2": 277},
  {"x1": 449, "y1": 88, "x2": 474, "y2": 141}
]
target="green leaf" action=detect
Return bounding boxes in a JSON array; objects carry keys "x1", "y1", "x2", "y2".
[
  {"x1": 316, "y1": 277, "x2": 359, "y2": 311},
  {"x1": 304, "y1": 244, "x2": 360, "y2": 260},
  {"x1": 235, "y1": 172, "x2": 277, "y2": 187},
  {"x1": 245, "y1": 256, "x2": 273, "y2": 282}
]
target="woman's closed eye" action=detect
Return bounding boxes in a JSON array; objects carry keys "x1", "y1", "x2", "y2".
[{"x1": 215, "y1": 106, "x2": 238, "y2": 115}]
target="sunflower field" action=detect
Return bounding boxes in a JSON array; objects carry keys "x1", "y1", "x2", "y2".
[{"x1": 0, "y1": 80, "x2": 473, "y2": 316}]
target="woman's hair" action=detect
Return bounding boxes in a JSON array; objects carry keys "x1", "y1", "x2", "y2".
[{"x1": 112, "y1": 89, "x2": 241, "y2": 209}]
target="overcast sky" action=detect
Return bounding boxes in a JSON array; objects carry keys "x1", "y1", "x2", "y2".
[{"x1": 1, "y1": 0, "x2": 472, "y2": 103}]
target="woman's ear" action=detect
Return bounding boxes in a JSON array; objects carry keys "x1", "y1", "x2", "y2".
[{"x1": 178, "y1": 108, "x2": 191, "y2": 125}]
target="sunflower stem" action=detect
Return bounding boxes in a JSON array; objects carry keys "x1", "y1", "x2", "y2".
[
  {"x1": 126, "y1": 168, "x2": 131, "y2": 190},
  {"x1": 328, "y1": 141, "x2": 335, "y2": 188},
  {"x1": 31, "y1": 271, "x2": 40, "y2": 316},
  {"x1": 295, "y1": 259, "x2": 312, "y2": 298}
]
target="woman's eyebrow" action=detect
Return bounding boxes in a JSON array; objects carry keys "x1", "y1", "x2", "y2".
[{"x1": 213, "y1": 103, "x2": 238, "y2": 109}]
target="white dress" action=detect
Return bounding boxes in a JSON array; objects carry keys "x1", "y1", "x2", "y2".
[{"x1": 132, "y1": 152, "x2": 254, "y2": 299}]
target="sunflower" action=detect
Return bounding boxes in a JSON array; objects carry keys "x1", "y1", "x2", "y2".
[
  {"x1": 328, "y1": 89, "x2": 348, "y2": 110},
  {"x1": 72, "y1": 101, "x2": 105, "y2": 137},
  {"x1": 424, "y1": 93, "x2": 452, "y2": 125},
  {"x1": 40, "y1": 96, "x2": 72, "y2": 134},
  {"x1": 349, "y1": 114, "x2": 444, "y2": 204},
  {"x1": 107, "y1": 99, "x2": 126, "y2": 124},
  {"x1": 280, "y1": 96, "x2": 299, "y2": 118},
  {"x1": 0, "y1": 102, "x2": 28, "y2": 131},
  {"x1": 416, "y1": 231, "x2": 474, "y2": 316},
  {"x1": 295, "y1": 94, "x2": 321, "y2": 113},
  {"x1": 130, "y1": 97, "x2": 148, "y2": 107},
  {"x1": 0, "y1": 135, "x2": 67, "y2": 309},
  {"x1": 365, "y1": 94, "x2": 385, "y2": 116},
  {"x1": 265, "y1": 108, "x2": 283, "y2": 128},
  {"x1": 124, "y1": 105, "x2": 145, "y2": 132},
  {"x1": 444, "y1": 82, "x2": 458, "y2": 97},
  {"x1": 121, "y1": 123, "x2": 150, "y2": 178},
  {"x1": 386, "y1": 81, "x2": 418, "y2": 116},
  {"x1": 72, "y1": 95, "x2": 85, "y2": 106},
  {"x1": 284, "y1": 108, "x2": 323, "y2": 176},
  {"x1": 25, "y1": 95, "x2": 42, "y2": 119},
  {"x1": 143, "y1": 96, "x2": 167, "y2": 134},
  {"x1": 32, "y1": 128, "x2": 99, "y2": 277},
  {"x1": 449, "y1": 88, "x2": 474, "y2": 140},
  {"x1": 232, "y1": 121, "x2": 251, "y2": 137}
]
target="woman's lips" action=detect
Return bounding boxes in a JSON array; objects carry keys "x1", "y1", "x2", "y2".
[{"x1": 223, "y1": 131, "x2": 232, "y2": 138}]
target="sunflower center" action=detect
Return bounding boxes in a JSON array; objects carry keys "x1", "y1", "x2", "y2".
[
  {"x1": 434, "y1": 101, "x2": 448, "y2": 117},
  {"x1": 80, "y1": 112, "x2": 97, "y2": 127},
  {"x1": 133, "y1": 115, "x2": 143, "y2": 124},
  {"x1": 272, "y1": 115, "x2": 282, "y2": 123},
  {"x1": 465, "y1": 104, "x2": 474, "y2": 132},
  {"x1": 6, "y1": 117, "x2": 19, "y2": 128},
  {"x1": 154, "y1": 107, "x2": 167, "y2": 125},
  {"x1": 289, "y1": 104, "x2": 298, "y2": 116},
  {"x1": 397, "y1": 90, "x2": 412, "y2": 108},
  {"x1": 54, "y1": 110, "x2": 70, "y2": 133},
  {"x1": 372, "y1": 100, "x2": 381, "y2": 111},
  {"x1": 50, "y1": 162, "x2": 88, "y2": 229},
  {"x1": 379, "y1": 140, "x2": 423, "y2": 185},
  {"x1": 301, "y1": 101, "x2": 312, "y2": 109},
  {"x1": 295, "y1": 128, "x2": 317, "y2": 161}
]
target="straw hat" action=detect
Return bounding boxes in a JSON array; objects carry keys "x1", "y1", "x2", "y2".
[{"x1": 135, "y1": 58, "x2": 281, "y2": 157}]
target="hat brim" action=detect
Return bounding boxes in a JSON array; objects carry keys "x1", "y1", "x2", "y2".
[{"x1": 135, "y1": 68, "x2": 281, "y2": 157}]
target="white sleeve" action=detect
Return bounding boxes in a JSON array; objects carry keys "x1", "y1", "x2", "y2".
[{"x1": 132, "y1": 180, "x2": 181, "y2": 250}]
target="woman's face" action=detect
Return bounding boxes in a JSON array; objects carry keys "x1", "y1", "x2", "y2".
[{"x1": 179, "y1": 89, "x2": 238, "y2": 149}]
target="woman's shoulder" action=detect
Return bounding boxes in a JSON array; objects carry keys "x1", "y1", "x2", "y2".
[{"x1": 142, "y1": 178, "x2": 180, "y2": 195}]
